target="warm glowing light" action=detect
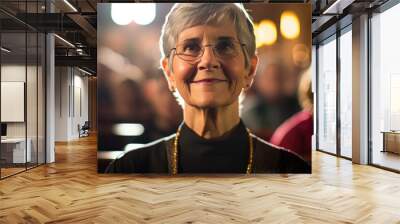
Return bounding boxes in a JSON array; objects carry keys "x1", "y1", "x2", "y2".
[
  {"x1": 111, "y1": 3, "x2": 156, "y2": 26},
  {"x1": 254, "y1": 20, "x2": 277, "y2": 48},
  {"x1": 132, "y1": 3, "x2": 156, "y2": 25},
  {"x1": 98, "y1": 47, "x2": 144, "y2": 81},
  {"x1": 112, "y1": 123, "x2": 145, "y2": 136},
  {"x1": 292, "y1": 43, "x2": 310, "y2": 68},
  {"x1": 280, "y1": 11, "x2": 300, "y2": 39},
  {"x1": 111, "y1": 4, "x2": 135, "y2": 25}
]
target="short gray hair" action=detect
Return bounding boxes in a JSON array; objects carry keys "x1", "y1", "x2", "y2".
[{"x1": 159, "y1": 3, "x2": 256, "y2": 68}]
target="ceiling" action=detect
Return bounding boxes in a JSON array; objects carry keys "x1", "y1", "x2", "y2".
[
  {"x1": 0, "y1": 0, "x2": 391, "y2": 75},
  {"x1": 1, "y1": 0, "x2": 98, "y2": 74}
]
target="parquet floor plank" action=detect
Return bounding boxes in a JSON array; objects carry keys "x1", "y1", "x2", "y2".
[{"x1": 1, "y1": 134, "x2": 400, "y2": 223}]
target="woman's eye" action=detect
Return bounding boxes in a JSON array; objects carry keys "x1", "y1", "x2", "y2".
[
  {"x1": 216, "y1": 41, "x2": 235, "y2": 53},
  {"x1": 183, "y1": 44, "x2": 201, "y2": 53}
]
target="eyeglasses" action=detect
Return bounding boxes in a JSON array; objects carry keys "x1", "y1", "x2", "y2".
[{"x1": 170, "y1": 39, "x2": 246, "y2": 63}]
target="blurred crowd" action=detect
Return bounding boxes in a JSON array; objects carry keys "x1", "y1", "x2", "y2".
[
  {"x1": 98, "y1": 54, "x2": 310, "y2": 155},
  {"x1": 241, "y1": 59, "x2": 302, "y2": 140},
  {"x1": 98, "y1": 63, "x2": 182, "y2": 152}
]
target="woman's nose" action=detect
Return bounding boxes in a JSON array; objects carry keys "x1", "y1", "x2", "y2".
[{"x1": 197, "y1": 46, "x2": 220, "y2": 70}]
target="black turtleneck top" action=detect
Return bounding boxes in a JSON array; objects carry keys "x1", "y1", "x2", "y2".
[
  {"x1": 105, "y1": 121, "x2": 310, "y2": 174},
  {"x1": 178, "y1": 121, "x2": 249, "y2": 173}
]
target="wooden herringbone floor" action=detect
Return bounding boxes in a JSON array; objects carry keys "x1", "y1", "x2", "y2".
[{"x1": 1, "y1": 135, "x2": 400, "y2": 224}]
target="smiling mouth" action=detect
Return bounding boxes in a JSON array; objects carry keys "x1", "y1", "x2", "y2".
[{"x1": 191, "y1": 78, "x2": 227, "y2": 84}]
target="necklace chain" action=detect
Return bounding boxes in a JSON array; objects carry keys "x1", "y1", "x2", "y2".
[{"x1": 171, "y1": 126, "x2": 254, "y2": 175}]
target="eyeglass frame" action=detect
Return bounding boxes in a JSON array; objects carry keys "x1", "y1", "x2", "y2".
[{"x1": 167, "y1": 40, "x2": 247, "y2": 64}]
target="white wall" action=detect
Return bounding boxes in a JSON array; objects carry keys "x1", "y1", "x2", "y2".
[
  {"x1": 1, "y1": 64, "x2": 46, "y2": 164},
  {"x1": 55, "y1": 67, "x2": 89, "y2": 141},
  {"x1": 1, "y1": 65, "x2": 32, "y2": 138},
  {"x1": 73, "y1": 73, "x2": 89, "y2": 137},
  {"x1": 1, "y1": 65, "x2": 26, "y2": 81},
  {"x1": 55, "y1": 67, "x2": 69, "y2": 141}
]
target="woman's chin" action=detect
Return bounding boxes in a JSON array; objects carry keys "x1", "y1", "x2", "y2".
[{"x1": 190, "y1": 98, "x2": 232, "y2": 109}]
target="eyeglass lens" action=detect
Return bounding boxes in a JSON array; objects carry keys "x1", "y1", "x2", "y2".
[{"x1": 175, "y1": 39, "x2": 242, "y2": 62}]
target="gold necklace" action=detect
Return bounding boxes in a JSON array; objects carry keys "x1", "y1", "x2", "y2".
[{"x1": 171, "y1": 126, "x2": 254, "y2": 175}]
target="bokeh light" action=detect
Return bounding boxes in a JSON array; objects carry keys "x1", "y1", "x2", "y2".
[
  {"x1": 292, "y1": 43, "x2": 310, "y2": 68},
  {"x1": 255, "y1": 20, "x2": 277, "y2": 48},
  {"x1": 131, "y1": 3, "x2": 156, "y2": 26},
  {"x1": 280, "y1": 11, "x2": 300, "y2": 39},
  {"x1": 112, "y1": 123, "x2": 145, "y2": 136},
  {"x1": 111, "y1": 3, "x2": 156, "y2": 26},
  {"x1": 111, "y1": 4, "x2": 135, "y2": 26}
]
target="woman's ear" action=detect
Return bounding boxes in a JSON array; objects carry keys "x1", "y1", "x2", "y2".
[
  {"x1": 161, "y1": 57, "x2": 176, "y2": 91},
  {"x1": 244, "y1": 55, "x2": 259, "y2": 90}
]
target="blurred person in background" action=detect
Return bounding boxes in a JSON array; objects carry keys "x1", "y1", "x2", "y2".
[
  {"x1": 270, "y1": 68, "x2": 313, "y2": 163},
  {"x1": 114, "y1": 79, "x2": 152, "y2": 123},
  {"x1": 143, "y1": 72, "x2": 182, "y2": 139},
  {"x1": 106, "y1": 3, "x2": 310, "y2": 174},
  {"x1": 100, "y1": 78, "x2": 154, "y2": 151},
  {"x1": 242, "y1": 60, "x2": 301, "y2": 140}
]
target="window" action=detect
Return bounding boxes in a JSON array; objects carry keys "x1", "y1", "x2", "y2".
[
  {"x1": 317, "y1": 36, "x2": 337, "y2": 154},
  {"x1": 371, "y1": 2, "x2": 400, "y2": 171},
  {"x1": 0, "y1": 1, "x2": 46, "y2": 179},
  {"x1": 339, "y1": 28, "x2": 352, "y2": 158}
]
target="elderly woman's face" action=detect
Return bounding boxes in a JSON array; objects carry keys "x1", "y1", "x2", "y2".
[{"x1": 163, "y1": 20, "x2": 258, "y2": 109}]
